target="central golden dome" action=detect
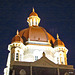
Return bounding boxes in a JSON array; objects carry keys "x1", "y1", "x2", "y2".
[
  {"x1": 19, "y1": 26, "x2": 55, "y2": 45},
  {"x1": 19, "y1": 8, "x2": 55, "y2": 46}
]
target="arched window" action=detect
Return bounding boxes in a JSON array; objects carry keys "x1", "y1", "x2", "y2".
[
  {"x1": 64, "y1": 72, "x2": 69, "y2": 75},
  {"x1": 20, "y1": 69, "x2": 26, "y2": 75},
  {"x1": 34, "y1": 50, "x2": 39, "y2": 61},
  {"x1": 35, "y1": 56, "x2": 38, "y2": 61}
]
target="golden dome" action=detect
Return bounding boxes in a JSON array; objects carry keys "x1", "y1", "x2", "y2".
[
  {"x1": 19, "y1": 26, "x2": 55, "y2": 45},
  {"x1": 54, "y1": 39, "x2": 65, "y2": 47},
  {"x1": 11, "y1": 30, "x2": 23, "y2": 43},
  {"x1": 29, "y1": 8, "x2": 38, "y2": 16},
  {"x1": 54, "y1": 34, "x2": 65, "y2": 47}
]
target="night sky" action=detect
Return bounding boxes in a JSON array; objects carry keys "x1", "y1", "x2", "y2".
[{"x1": 0, "y1": 0, "x2": 75, "y2": 75}]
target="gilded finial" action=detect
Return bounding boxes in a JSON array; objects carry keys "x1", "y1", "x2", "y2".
[
  {"x1": 33, "y1": 8, "x2": 35, "y2": 12},
  {"x1": 57, "y1": 33, "x2": 59, "y2": 39},
  {"x1": 17, "y1": 30, "x2": 19, "y2": 35},
  {"x1": 43, "y1": 52, "x2": 45, "y2": 57}
]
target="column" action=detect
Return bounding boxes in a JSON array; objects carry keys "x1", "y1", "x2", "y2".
[{"x1": 30, "y1": 66, "x2": 32, "y2": 75}]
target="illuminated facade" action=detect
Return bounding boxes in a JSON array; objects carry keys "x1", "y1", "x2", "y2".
[{"x1": 4, "y1": 8, "x2": 74, "y2": 75}]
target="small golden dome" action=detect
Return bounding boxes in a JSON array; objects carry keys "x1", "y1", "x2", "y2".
[
  {"x1": 11, "y1": 30, "x2": 23, "y2": 43},
  {"x1": 54, "y1": 34, "x2": 65, "y2": 47},
  {"x1": 54, "y1": 39, "x2": 65, "y2": 47},
  {"x1": 29, "y1": 8, "x2": 38, "y2": 16}
]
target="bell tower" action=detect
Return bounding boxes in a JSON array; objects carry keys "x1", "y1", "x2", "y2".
[{"x1": 54, "y1": 34, "x2": 68, "y2": 65}]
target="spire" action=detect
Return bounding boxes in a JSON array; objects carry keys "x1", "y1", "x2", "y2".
[
  {"x1": 17, "y1": 30, "x2": 19, "y2": 35},
  {"x1": 33, "y1": 8, "x2": 35, "y2": 12},
  {"x1": 57, "y1": 33, "x2": 59, "y2": 39}
]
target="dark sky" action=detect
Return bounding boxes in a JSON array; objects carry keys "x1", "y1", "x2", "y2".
[{"x1": 0, "y1": 0, "x2": 75, "y2": 75}]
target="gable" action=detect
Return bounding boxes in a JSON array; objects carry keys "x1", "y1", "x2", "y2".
[{"x1": 32, "y1": 56, "x2": 58, "y2": 68}]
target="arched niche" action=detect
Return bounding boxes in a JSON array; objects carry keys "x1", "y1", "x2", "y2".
[
  {"x1": 64, "y1": 72, "x2": 69, "y2": 75},
  {"x1": 19, "y1": 69, "x2": 26, "y2": 75}
]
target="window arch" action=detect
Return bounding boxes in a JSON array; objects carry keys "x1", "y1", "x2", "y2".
[
  {"x1": 33, "y1": 50, "x2": 39, "y2": 61},
  {"x1": 64, "y1": 72, "x2": 69, "y2": 75},
  {"x1": 19, "y1": 69, "x2": 26, "y2": 75},
  {"x1": 15, "y1": 50, "x2": 20, "y2": 61}
]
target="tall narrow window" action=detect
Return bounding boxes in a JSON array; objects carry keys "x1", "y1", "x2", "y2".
[
  {"x1": 32, "y1": 22, "x2": 34, "y2": 25},
  {"x1": 57, "y1": 57, "x2": 59, "y2": 64},
  {"x1": 35, "y1": 22, "x2": 37, "y2": 25},
  {"x1": 16, "y1": 53, "x2": 19, "y2": 61},
  {"x1": 61, "y1": 57, "x2": 63, "y2": 64},
  {"x1": 35, "y1": 56, "x2": 38, "y2": 61}
]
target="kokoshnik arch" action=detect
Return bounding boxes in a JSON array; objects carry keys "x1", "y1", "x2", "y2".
[{"x1": 4, "y1": 8, "x2": 75, "y2": 75}]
